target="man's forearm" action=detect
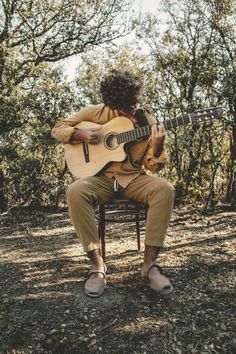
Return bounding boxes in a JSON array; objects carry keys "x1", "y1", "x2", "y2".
[{"x1": 69, "y1": 129, "x2": 82, "y2": 143}]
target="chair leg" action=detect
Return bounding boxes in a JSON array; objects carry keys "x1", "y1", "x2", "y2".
[
  {"x1": 98, "y1": 205, "x2": 106, "y2": 261},
  {"x1": 135, "y1": 207, "x2": 141, "y2": 251}
]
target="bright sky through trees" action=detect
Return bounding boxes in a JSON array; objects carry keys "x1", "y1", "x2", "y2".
[
  {"x1": 63, "y1": 0, "x2": 161, "y2": 79},
  {"x1": 136, "y1": 0, "x2": 161, "y2": 13}
]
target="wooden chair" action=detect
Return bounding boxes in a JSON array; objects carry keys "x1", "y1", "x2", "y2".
[{"x1": 97, "y1": 198, "x2": 148, "y2": 261}]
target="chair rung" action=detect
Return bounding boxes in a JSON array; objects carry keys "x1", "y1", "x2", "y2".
[{"x1": 105, "y1": 210, "x2": 146, "y2": 215}]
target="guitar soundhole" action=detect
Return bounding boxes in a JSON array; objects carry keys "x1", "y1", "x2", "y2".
[{"x1": 104, "y1": 132, "x2": 118, "y2": 150}]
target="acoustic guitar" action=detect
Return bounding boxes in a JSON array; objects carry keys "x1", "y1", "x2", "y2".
[{"x1": 64, "y1": 107, "x2": 223, "y2": 178}]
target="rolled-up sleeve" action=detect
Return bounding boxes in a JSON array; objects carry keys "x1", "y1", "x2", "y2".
[
  {"x1": 143, "y1": 145, "x2": 168, "y2": 173},
  {"x1": 51, "y1": 108, "x2": 91, "y2": 143}
]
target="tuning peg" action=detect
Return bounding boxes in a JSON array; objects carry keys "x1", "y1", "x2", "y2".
[{"x1": 194, "y1": 106, "x2": 224, "y2": 115}]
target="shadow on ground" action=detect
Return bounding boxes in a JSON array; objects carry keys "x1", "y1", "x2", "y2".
[{"x1": 0, "y1": 206, "x2": 235, "y2": 354}]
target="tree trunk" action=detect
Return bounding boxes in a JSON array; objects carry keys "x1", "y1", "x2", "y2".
[
  {"x1": 0, "y1": 169, "x2": 8, "y2": 212},
  {"x1": 227, "y1": 123, "x2": 236, "y2": 208}
]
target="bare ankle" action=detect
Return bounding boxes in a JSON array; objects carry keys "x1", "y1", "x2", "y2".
[
  {"x1": 143, "y1": 245, "x2": 162, "y2": 267},
  {"x1": 87, "y1": 249, "x2": 104, "y2": 270}
]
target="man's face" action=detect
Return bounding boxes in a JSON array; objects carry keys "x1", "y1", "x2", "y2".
[{"x1": 117, "y1": 103, "x2": 140, "y2": 116}]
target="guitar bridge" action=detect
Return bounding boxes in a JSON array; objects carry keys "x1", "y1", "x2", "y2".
[{"x1": 82, "y1": 142, "x2": 90, "y2": 162}]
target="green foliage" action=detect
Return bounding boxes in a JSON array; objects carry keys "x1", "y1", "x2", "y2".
[
  {"x1": 0, "y1": 0, "x2": 235, "y2": 210},
  {"x1": 1, "y1": 65, "x2": 76, "y2": 208},
  {"x1": 0, "y1": 0, "x2": 133, "y2": 210},
  {"x1": 136, "y1": 0, "x2": 236, "y2": 208}
]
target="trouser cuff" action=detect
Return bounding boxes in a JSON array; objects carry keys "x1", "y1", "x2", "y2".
[{"x1": 84, "y1": 242, "x2": 101, "y2": 253}]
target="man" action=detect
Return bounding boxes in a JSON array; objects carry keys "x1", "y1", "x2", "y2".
[{"x1": 51, "y1": 69, "x2": 175, "y2": 297}]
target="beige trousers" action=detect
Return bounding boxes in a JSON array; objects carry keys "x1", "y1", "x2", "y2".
[{"x1": 66, "y1": 174, "x2": 175, "y2": 252}]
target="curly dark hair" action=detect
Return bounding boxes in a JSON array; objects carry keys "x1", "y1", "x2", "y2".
[{"x1": 100, "y1": 69, "x2": 142, "y2": 112}]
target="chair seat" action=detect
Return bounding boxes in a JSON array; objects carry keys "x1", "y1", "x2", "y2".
[{"x1": 97, "y1": 198, "x2": 148, "y2": 260}]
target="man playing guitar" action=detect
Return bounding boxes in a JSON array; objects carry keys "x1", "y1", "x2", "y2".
[{"x1": 51, "y1": 69, "x2": 175, "y2": 297}]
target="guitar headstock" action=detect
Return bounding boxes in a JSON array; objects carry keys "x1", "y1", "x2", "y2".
[
  {"x1": 191, "y1": 107, "x2": 224, "y2": 124},
  {"x1": 165, "y1": 107, "x2": 224, "y2": 130}
]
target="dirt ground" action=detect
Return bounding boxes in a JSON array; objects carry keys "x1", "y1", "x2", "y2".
[{"x1": 0, "y1": 204, "x2": 235, "y2": 354}]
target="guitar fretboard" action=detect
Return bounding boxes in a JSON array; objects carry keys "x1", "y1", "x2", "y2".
[
  {"x1": 117, "y1": 113, "x2": 193, "y2": 144},
  {"x1": 116, "y1": 108, "x2": 222, "y2": 144}
]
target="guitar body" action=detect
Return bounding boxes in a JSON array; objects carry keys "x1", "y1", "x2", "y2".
[
  {"x1": 63, "y1": 107, "x2": 223, "y2": 178},
  {"x1": 64, "y1": 116, "x2": 134, "y2": 178}
]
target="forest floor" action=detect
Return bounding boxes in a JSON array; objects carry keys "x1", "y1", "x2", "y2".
[{"x1": 0, "y1": 204, "x2": 235, "y2": 354}]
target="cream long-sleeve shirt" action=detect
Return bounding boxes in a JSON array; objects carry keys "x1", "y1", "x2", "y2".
[{"x1": 51, "y1": 104, "x2": 168, "y2": 187}]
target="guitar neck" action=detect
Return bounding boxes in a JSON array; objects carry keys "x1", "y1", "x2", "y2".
[{"x1": 117, "y1": 113, "x2": 193, "y2": 144}]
